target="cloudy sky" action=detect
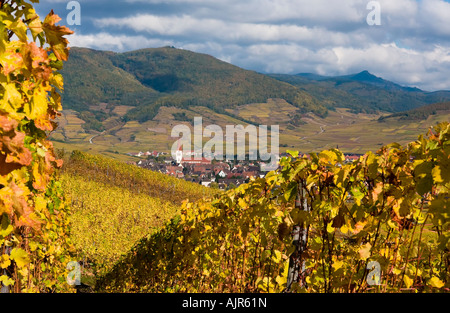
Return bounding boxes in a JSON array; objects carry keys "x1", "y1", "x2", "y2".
[{"x1": 35, "y1": 0, "x2": 450, "y2": 91}]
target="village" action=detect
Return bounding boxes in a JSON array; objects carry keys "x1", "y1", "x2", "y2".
[{"x1": 127, "y1": 150, "x2": 362, "y2": 190}]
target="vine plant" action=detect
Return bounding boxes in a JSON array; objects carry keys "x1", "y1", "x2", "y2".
[{"x1": 0, "y1": 0, "x2": 74, "y2": 292}]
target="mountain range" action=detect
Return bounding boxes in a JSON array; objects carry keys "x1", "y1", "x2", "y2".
[
  {"x1": 52, "y1": 46, "x2": 450, "y2": 158},
  {"x1": 269, "y1": 71, "x2": 450, "y2": 114},
  {"x1": 61, "y1": 47, "x2": 450, "y2": 129},
  {"x1": 61, "y1": 46, "x2": 324, "y2": 130}
]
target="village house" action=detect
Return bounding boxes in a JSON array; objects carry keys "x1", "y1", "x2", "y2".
[
  {"x1": 345, "y1": 154, "x2": 360, "y2": 163},
  {"x1": 165, "y1": 165, "x2": 184, "y2": 178},
  {"x1": 241, "y1": 171, "x2": 258, "y2": 179}
]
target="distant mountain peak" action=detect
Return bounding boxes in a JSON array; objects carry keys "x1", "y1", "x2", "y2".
[
  {"x1": 356, "y1": 70, "x2": 373, "y2": 77},
  {"x1": 348, "y1": 70, "x2": 382, "y2": 82},
  {"x1": 329, "y1": 70, "x2": 423, "y2": 93}
]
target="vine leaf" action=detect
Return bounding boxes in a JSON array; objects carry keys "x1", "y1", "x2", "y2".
[
  {"x1": 428, "y1": 276, "x2": 445, "y2": 288},
  {"x1": 10, "y1": 248, "x2": 30, "y2": 268},
  {"x1": 42, "y1": 10, "x2": 74, "y2": 61},
  {"x1": 358, "y1": 242, "x2": 372, "y2": 260},
  {"x1": 403, "y1": 275, "x2": 414, "y2": 289}
]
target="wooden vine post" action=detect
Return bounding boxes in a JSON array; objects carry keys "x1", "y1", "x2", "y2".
[{"x1": 286, "y1": 180, "x2": 309, "y2": 291}]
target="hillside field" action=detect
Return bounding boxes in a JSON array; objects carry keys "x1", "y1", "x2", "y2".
[{"x1": 50, "y1": 101, "x2": 450, "y2": 159}]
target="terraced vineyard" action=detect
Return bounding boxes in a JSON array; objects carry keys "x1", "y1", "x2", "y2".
[
  {"x1": 59, "y1": 151, "x2": 218, "y2": 284},
  {"x1": 51, "y1": 100, "x2": 450, "y2": 161}
]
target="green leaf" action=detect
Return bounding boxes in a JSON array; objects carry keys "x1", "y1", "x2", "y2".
[
  {"x1": 286, "y1": 150, "x2": 299, "y2": 158},
  {"x1": 284, "y1": 181, "x2": 298, "y2": 202},
  {"x1": 0, "y1": 216, "x2": 13, "y2": 237},
  {"x1": 416, "y1": 175, "x2": 433, "y2": 195},
  {"x1": 351, "y1": 186, "x2": 365, "y2": 206},
  {"x1": 425, "y1": 140, "x2": 439, "y2": 151}
]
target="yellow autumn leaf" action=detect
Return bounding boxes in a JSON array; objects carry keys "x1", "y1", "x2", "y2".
[
  {"x1": 319, "y1": 150, "x2": 338, "y2": 164},
  {"x1": 431, "y1": 166, "x2": 444, "y2": 183},
  {"x1": 429, "y1": 276, "x2": 445, "y2": 288},
  {"x1": 25, "y1": 9, "x2": 43, "y2": 39},
  {"x1": 25, "y1": 85, "x2": 48, "y2": 119},
  {"x1": 327, "y1": 222, "x2": 335, "y2": 233},
  {"x1": 275, "y1": 274, "x2": 287, "y2": 286},
  {"x1": 0, "y1": 215, "x2": 14, "y2": 237},
  {"x1": 50, "y1": 72, "x2": 64, "y2": 91},
  {"x1": 42, "y1": 10, "x2": 74, "y2": 61},
  {"x1": 1, "y1": 83, "x2": 22, "y2": 111},
  {"x1": 34, "y1": 195, "x2": 47, "y2": 212},
  {"x1": 332, "y1": 260, "x2": 344, "y2": 271},
  {"x1": 403, "y1": 275, "x2": 414, "y2": 288},
  {"x1": 1, "y1": 254, "x2": 11, "y2": 269},
  {"x1": 272, "y1": 250, "x2": 282, "y2": 264},
  {"x1": 238, "y1": 198, "x2": 247, "y2": 208},
  {"x1": 10, "y1": 248, "x2": 30, "y2": 268},
  {"x1": 6, "y1": 19, "x2": 28, "y2": 42},
  {"x1": 0, "y1": 274, "x2": 14, "y2": 286}
]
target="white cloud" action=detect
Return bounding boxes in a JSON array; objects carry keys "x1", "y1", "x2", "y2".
[
  {"x1": 420, "y1": 0, "x2": 450, "y2": 36},
  {"x1": 188, "y1": 41, "x2": 450, "y2": 91},
  {"x1": 68, "y1": 32, "x2": 174, "y2": 51},
  {"x1": 95, "y1": 13, "x2": 374, "y2": 50},
  {"x1": 62, "y1": 0, "x2": 450, "y2": 90},
  {"x1": 328, "y1": 43, "x2": 450, "y2": 91}
]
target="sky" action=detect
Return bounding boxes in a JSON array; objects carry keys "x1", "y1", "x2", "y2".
[{"x1": 35, "y1": 0, "x2": 450, "y2": 91}]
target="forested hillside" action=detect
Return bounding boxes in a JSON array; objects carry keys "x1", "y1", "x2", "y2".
[
  {"x1": 379, "y1": 101, "x2": 450, "y2": 121},
  {"x1": 270, "y1": 72, "x2": 450, "y2": 114},
  {"x1": 61, "y1": 47, "x2": 326, "y2": 126}
]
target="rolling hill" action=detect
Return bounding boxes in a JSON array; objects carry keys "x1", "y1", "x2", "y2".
[
  {"x1": 378, "y1": 101, "x2": 450, "y2": 121},
  {"x1": 61, "y1": 46, "x2": 326, "y2": 126},
  {"x1": 269, "y1": 71, "x2": 450, "y2": 114},
  {"x1": 53, "y1": 46, "x2": 450, "y2": 158}
]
